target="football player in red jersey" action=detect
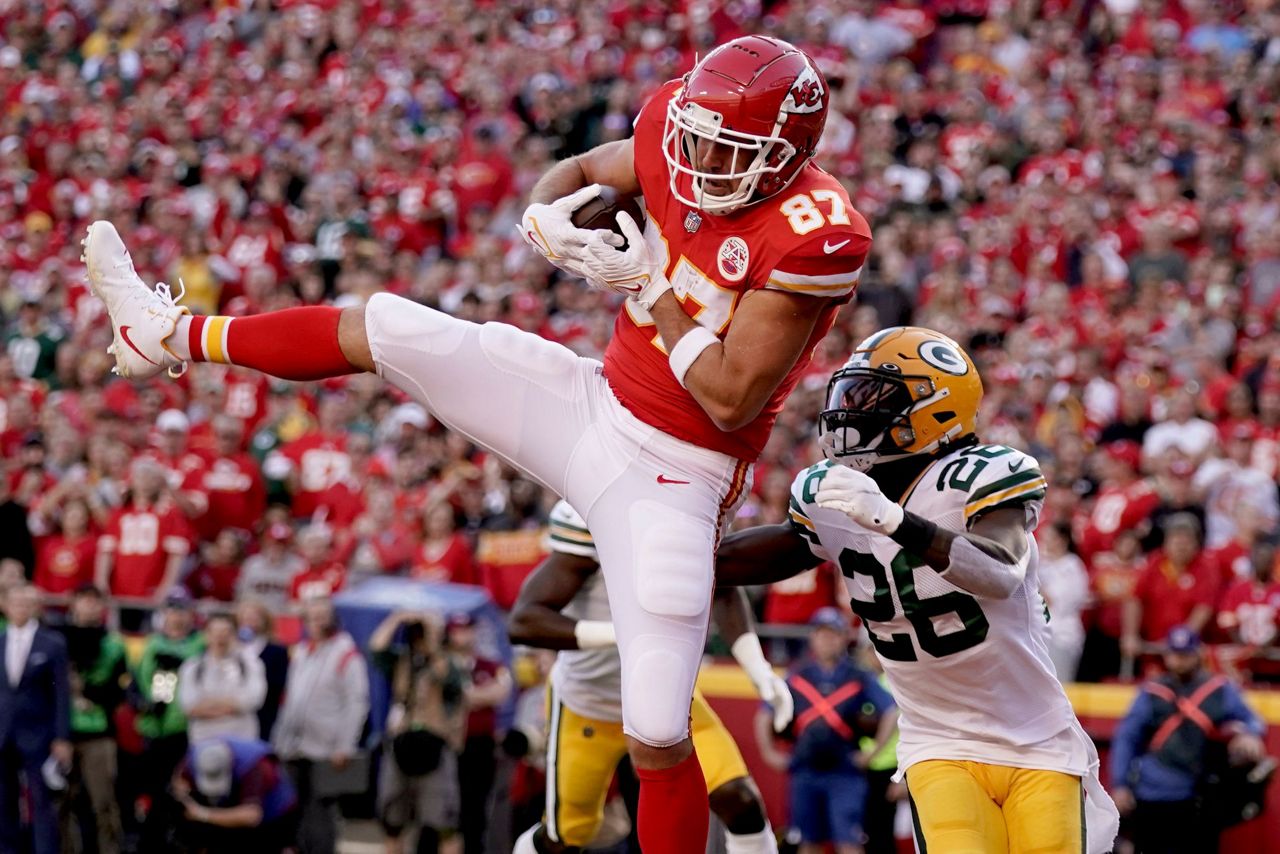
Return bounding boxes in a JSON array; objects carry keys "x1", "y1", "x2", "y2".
[{"x1": 81, "y1": 36, "x2": 868, "y2": 852}]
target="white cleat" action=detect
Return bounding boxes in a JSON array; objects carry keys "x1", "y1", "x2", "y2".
[{"x1": 82, "y1": 221, "x2": 189, "y2": 379}]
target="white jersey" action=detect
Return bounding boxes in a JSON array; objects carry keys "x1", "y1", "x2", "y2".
[
  {"x1": 791, "y1": 444, "x2": 1119, "y2": 853},
  {"x1": 789, "y1": 444, "x2": 1083, "y2": 774},
  {"x1": 544, "y1": 501, "x2": 625, "y2": 723}
]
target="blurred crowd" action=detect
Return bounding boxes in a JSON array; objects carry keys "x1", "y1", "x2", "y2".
[{"x1": 2, "y1": 0, "x2": 1280, "y2": 850}]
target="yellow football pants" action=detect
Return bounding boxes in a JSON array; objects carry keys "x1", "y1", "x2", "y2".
[
  {"x1": 905, "y1": 759, "x2": 1083, "y2": 854},
  {"x1": 544, "y1": 687, "x2": 749, "y2": 846}
]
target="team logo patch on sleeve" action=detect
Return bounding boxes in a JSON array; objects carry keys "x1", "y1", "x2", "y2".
[{"x1": 717, "y1": 236, "x2": 749, "y2": 282}]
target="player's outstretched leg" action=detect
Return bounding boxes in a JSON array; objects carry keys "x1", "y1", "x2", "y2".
[{"x1": 83, "y1": 221, "x2": 369, "y2": 381}]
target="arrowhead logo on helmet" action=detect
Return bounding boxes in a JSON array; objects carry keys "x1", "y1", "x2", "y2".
[{"x1": 784, "y1": 64, "x2": 826, "y2": 115}]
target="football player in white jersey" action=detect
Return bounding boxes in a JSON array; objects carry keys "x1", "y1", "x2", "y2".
[
  {"x1": 508, "y1": 500, "x2": 788, "y2": 854},
  {"x1": 715, "y1": 327, "x2": 1119, "y2": 854}
]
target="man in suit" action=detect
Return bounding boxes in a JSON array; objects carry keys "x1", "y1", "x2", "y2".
[{"x1": 0, "y1": 583, "x2": 72, "y2": 854}]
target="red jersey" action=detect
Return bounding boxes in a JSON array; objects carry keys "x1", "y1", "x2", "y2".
[
  {"x1": 196, "y1": 453, "x2": 267, "y2": 540},
  {"x1": 1088, "y1": 550, "x2": 1145, "y2": 638},
  {"x1": 604, "y1": 80, "x2": 871, "y2": 461},
  {"x1": 764, "y1": 562, "x2": 841, "y2": 625},
  {"x1": 185, "y1": 559, "x2": 240, "y2": 602},
  {"x1": 336, "y1": 523, "x2": 417, "y2": 575},
  {"x1": 290, "y1": 561, "x2": 347, "y2": 601},
  {"x1": 278, "y1": 432, "x2": 353, "y2": 518},
  {"x1": 1217, "y1": 579, "x2": 1280, "y2": 648},
  {"x1": 411, "y1": 533, "x2": 477, "y2": 585},
  {"x1": 34, "y1": 533, "x2": 98, "y2": 595},
  {"x1": 475, "y1": 528, "x2": 546, "y2": 610},
  {"x1": 1133, "y1": 552, "x2": 1219, "y2": 643},
  {"x1": 154, "y1": 449, "x2": 211, "y2": 518},
  {"x1": 222, "y1": 373, "x2": 270, "y2": 433},
  {"x1": 1075, "y1": 480, "x2": 1161, "y2": 561},
  {"x1": 1208, "y1": 541, "x2": 1251, "y2": 588},
  {"x1": 99, "y1": 502, "x2": 192, "y2": 599}
]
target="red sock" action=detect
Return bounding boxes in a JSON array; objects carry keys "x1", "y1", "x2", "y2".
[
  {"x1": 187, "y1": 307, "x2": 356, "y2": 381},
  {"x1": 635, "y1": 749, "x2": 709, "y2": 854}
]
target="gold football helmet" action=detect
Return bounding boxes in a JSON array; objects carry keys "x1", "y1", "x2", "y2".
[{"x1": 818, "y1": 326, "x2": 983, "y2": 469}]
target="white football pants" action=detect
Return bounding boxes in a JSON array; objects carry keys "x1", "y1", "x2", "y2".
[{"x1": 365, "y1": 293, "x2": 750, "y2": 746}]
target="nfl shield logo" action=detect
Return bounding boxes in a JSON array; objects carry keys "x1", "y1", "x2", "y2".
[{"x1": 684, "y1": 211, "x2": 702, "y2": 233}]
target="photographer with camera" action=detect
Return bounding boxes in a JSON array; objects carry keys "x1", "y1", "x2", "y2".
[
  {"x1": 369, "y1": 610, "x2": 467, "y2": 854},
  {"x1": 171, "y1": 736, "x2": 299, "y2": 854}
]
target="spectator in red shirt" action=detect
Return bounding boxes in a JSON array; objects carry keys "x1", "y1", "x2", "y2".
[
  {"x1": 288, "y1": 526, "x2": 347, "y2": 602},
  {"x1": 94, "y1": 458, "x2": 191, "y2": 630},
  {"x1": 1216, "y1": 537, "x2": 1280, "y2": 684},
  {"x1": 152, "y1": 409, "x2": 210, "y2": 523},
  {"x1": 450, "y1": 127, "x2": 514, "y2": 230},
  {"x1": 1207, "y1": 502, "x2": 1275, "y2": 594},
  {"x1": 1122, "y1": 514, "x2": 1218, "y2": 667},
  {"x1": 1076, "y1": 440, "x2": 1159, "y2": 561},
  {"x1": 764, "y1": 557, "x2": 841, "y2": 616},
  {"x1": 185, "y1": 530, "x2": 247, "y2": 603},
  {"x1": 1079, "y1": 529, "x2": 1147, "y2": 683},
  {"x1": 269, "y1": 395, "x2": 354, "y2": 520},
  {"x1": 336, "y1": 487, "x2": 415, "y2": 583},
  {"x1": 33, "y1": 496, "x2": 97, "y2": 595},
  {"x1": 194, "y1": 415, "x2": 266, "y2": 542},
  {"x1": 411, "y1": 501, "x2": 476, "y2": 585}
]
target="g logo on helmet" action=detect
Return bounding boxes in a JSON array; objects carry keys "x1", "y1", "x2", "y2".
[{"x1": 918, "y1": 340, "x2": 969, "y2": 376}]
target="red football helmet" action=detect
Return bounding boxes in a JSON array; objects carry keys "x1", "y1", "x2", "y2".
[{"x1": 663, "y1": 35, "x2": 830, "y2": 215}]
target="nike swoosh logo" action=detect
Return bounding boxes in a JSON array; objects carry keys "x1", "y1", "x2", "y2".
[
  {"x1": 656, "y1": 474, "x2": 691, "y2": 485},
  {"x1": 823, "y1": 239, "x2": 851, "y2": 254},
  {"x1": 119, "y1": 326, "x2": 159, "y2": 366},
  {"x1": 1008, "y1": 459, "x2": 1026, "y2": 474}
]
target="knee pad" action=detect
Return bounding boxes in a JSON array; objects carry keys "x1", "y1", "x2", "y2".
[
  {"x1": 630, "y1": 500, "x2": 713, "y2": 619},
  {"x1": 367, "y1": 292, "x2": 468, "y2": 356},
  {"x1": 623, "y1": 643, "x2": 695, "y2": 747}
]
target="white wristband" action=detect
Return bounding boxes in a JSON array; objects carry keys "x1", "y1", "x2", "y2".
[
  {"x1": 573, "y1": 620, "x2": 617, "y2": 649},
  {"x1": 668, "y1": 326, "x2": 719, "y2": 389},
  {"x1": 730, "y1": 633, "x2": 774, "y2": 687}
]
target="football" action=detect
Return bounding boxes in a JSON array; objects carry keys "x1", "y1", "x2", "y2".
[{"x1": 571, "y1": 187, "x2": 645, "y2": 250}]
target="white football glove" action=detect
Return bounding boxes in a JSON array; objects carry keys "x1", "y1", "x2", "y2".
[
  {"x1": 731, "y1": 634, "x2": 794, "y2": 733},
  {"x1": 580, "y1": 212, "x2": 673, "y2": 310},
  {"x1": 758, "y1": 670, "x2": 795, "y2": 734},
  {"x1": 519, "y1": 184, "x2": 620, "y2": 278},
  {"x1": 814, "y1": 465, "x2": 905, "y2": 536}
]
